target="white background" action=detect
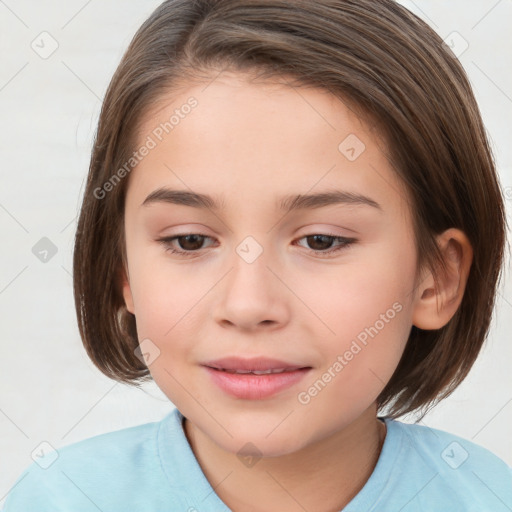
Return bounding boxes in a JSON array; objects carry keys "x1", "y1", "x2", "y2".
[{"x1": 1, "y1": 0, "x2": 511, "y2": 503}]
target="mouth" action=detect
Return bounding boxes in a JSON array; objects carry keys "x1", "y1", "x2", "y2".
[
  {"x1": 209, "y1": 367, "x2": 304, "y2": 375},
  {"x1": 201, "y1": 357, "x2": 312, "y2": 400},
  {"x1": 202, "y1": 356, "x2": 310, "y2": 372}
]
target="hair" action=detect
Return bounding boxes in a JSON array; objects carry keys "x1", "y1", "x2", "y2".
[{"x1": 73, "y1": 0, "x2": 507, "y2": 419}]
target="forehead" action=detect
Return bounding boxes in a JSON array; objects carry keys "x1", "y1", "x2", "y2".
[{"x1": 127, "y1": 72, "x2": 410, "y2": 218}]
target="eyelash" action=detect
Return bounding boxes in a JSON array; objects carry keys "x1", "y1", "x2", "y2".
[{"x1": 156, "y1": 232, "x2": 357, "y2": 259}]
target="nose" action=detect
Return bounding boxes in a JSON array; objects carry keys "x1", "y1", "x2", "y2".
[{"x1": 213, "y1": 243, "x2": 290, "y2": 332}]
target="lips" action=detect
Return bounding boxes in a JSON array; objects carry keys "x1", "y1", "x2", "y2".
[{"x1": 202, "y1": 356, "x2": 312, "y2": 399}]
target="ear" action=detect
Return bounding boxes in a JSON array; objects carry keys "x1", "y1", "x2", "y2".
[
  {"x1": 120, "y1": 265, "x2": 135, "y2": 315},
  {"x1": 412, "y1": 228, "x2": 473, "y2": 330}
]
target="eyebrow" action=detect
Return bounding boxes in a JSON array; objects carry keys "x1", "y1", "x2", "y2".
[{"x1": 141, "y1": 188, "x2": 382, "y2": 213}]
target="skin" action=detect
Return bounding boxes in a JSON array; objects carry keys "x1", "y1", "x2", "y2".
[{"x1": 121, "y1": 71, "x2": 473, "y2": 511}]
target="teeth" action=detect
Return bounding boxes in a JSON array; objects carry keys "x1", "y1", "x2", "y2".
[{"x1": 222, "y1": 368, "x2": 289, "y2": 374}]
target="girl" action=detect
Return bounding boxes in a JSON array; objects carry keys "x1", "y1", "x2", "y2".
[{"x1": 4, "y1": 0, "x2": 511, "y2": 510}]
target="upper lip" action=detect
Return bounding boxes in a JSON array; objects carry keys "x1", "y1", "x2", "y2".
[{"x1": 202, "y1": 356, "x2": 310, "y2": 371}]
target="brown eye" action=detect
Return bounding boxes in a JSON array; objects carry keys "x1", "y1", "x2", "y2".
[
  {"x1": 157, "y1": 232, "x2": 356, "y2": 259},
  {"x1": 304, "y1": 235, "x2": 336, "y2": 251},
  {"x1": 156, "y1": 233, "x2": 215, "y2": 257},
  {"x1": 174, "y1": 234, "x2": 206, "y2": 251},
  {"x1": 295, "y1": 234, "x2": 356, "y2": 257}
]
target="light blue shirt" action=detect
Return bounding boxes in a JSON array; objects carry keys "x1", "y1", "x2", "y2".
[{"x1": 3, "y1": 407, "x2": 512, "y2": 511}]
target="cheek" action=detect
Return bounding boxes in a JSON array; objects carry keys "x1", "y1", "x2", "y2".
[
  {"x1": 292, "y1": 267, "x2": 414, "y2": 426},
  {"x1": 131, "y1": 273, "x2": 202, "y2": 342},
  {"x1": 307, "y1": 245, "x2": 415, "y2": 380},
  {"x1": 127, "y1": 265, "x2": 206, "y2": 404},
  {"x1": 314, "y1": 249, "x2": 412, "y2": 331},
  {"x1": 126, "y1": 230, "x2": 205, "y2": 312},
  {"x1": 126, "y1": 256, "x2": 226, "y2": 392}
]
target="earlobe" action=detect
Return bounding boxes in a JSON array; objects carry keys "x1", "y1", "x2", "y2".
[
  {"x1": 412, "y1": 228, "x2": 473, "y2": 330},
  {"x1": 120, "y1": 266, "x2": 135, "y2": 314}
]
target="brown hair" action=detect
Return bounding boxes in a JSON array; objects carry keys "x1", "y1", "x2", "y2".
[{"x1": 73, "y1": 0, "x2": 507, "y2": 418}]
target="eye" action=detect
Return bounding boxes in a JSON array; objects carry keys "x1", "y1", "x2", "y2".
[
  {"x1": 156, "y1": 233, "x2": 357, "y2": 258},
  {"x1": 293, "y1": 233, "x2": 356, "y2": 257},
  {"x1": 156, "y1": 234, "x2": 215, "y2": 257}
]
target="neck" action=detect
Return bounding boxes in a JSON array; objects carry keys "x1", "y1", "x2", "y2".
[{"x1": 183, "y1": 405, "x2": 386, "y2": 512}]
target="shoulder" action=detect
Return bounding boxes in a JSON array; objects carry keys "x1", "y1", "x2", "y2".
[
  {"x1": 393, "y1": 419, "x2": 510, "y2": 472},
  {"x1": 41, "y1": 413, "x2": 163, "y2": 471},
  {"x1": 387, "y1": 418, "x2": 512, "y2": 509},
  {"x1": 2, "y1": 410, "x2": 178, "y2": 511}
]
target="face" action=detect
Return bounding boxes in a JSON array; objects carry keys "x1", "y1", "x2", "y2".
[{"x1": 121, "y1": 71, "x2": 421, "y2": 456}]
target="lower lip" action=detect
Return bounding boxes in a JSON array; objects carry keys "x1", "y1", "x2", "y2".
[{"x1": 203, "y1": 366, "x2": 311, "y2": 400}]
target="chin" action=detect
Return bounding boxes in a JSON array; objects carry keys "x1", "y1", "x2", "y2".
[
  {"x1": 212, "y1": 413, "x2": 314, "y2": 458},
  {"x1": 222, "y1": 432, "x2": 307, "y2": 459}
]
